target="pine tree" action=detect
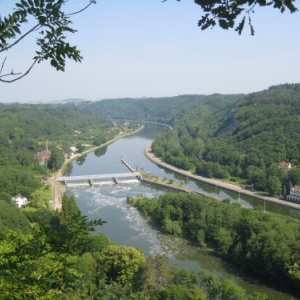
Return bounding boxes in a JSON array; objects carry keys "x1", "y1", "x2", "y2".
[{"x1": 60, "y1": 194, "x2": 80, "y2": 233}]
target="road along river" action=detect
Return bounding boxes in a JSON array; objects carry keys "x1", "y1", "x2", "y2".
[{"x1": 65, "y1": 124, "x2": 299, "y2": 299}]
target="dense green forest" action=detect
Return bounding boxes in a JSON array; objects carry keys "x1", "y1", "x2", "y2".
[
  {"x1": 1, "y1": 85, "x2": 300, "y2": 298},
  {"x1": 0, "y1": 103, "x2": 115, "y2": 151},
  {"x1": 150, "y1": 84, "x2": 300, "y2": 196},
  {"x1": 0, "y1": 104, "x2": 117, "y2": 200},
  {"x1": 0, "y1": 194, "x2": 270, "y2": 299},
  {"x1": 127, "y1": 192, "x2": 300, "y2": 291},
  {"x1": 0, "y1": 101, "x2": 275, "y2": 299},
  {"x1": 65, "y1": 94, "x2": 242, "y2": 126},
  {"x1": 68, "y1": 84, "x2": 300, "y2": 196}
]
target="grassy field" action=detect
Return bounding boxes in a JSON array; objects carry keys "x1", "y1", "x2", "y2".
[{"x1": 40, "y1": 184, "x2": 53, "y2": 203}]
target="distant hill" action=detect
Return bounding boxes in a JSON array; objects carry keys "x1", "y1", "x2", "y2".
[
  {"x1": 62, "y1": 98, "x2": 87, "y2": 103},
  {"x1": 53, "y1": 84, "x2": 300, "y2": 194},
  {"x1": 217, "y1": 83, "x2": 300, "y2": 163},
  {"x1": 63, "y1": 94, "x2": 243, "y2": 126},
  {"x1": 150, "y1": 83, "x2": 300, "y2": 195}
]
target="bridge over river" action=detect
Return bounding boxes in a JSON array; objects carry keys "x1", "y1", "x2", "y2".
[{"x1": 56, "y1": 158, "x2": 142, "y2": 187}]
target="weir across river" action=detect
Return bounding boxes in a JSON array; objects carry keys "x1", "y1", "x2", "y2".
[{"x1": 56, "y1": 157, "x2": 142, "y2": 187}]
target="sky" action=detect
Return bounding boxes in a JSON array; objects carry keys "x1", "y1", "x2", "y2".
[{"x1": 1, "y1": 0, "x2": 300, "y2": 103}]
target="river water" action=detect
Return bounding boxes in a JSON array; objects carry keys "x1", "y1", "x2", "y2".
[{"x1": 65, "y1": 124, "x2": 299, "y2": 299}]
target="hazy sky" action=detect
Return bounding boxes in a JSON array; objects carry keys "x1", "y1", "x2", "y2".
[{"x1": 1, "y1": 1, "x2": 299, "y2": 103}]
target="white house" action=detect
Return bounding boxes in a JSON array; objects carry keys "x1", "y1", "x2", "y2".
[
  {"x1": 70, "y1": 146, "x2": 77, "y2": 153},
  {"x1": 286, "y1": 186, "x2": 300, "y2": 203},
  {"x1": 12, "y1": 195, "x2": 27, "y2": 208}
]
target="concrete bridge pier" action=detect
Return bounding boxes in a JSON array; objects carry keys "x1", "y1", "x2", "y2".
[{"x1": 56, "y1": 171, "x2": 141, "y2": 185}]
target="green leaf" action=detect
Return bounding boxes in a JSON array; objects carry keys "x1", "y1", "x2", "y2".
[
  {"x1": 248, "y1": 16, "x2": 255, "y2": 36},
  {"x1": 218, "y1": 19, "x2": 229, "y2": 29},
  {"x1": 12, "y1": 25, "x2": 21, "y2": 34},
  {"x1": 15, "y1": 3, "x2": 24, "y2": 9},
  {"x1": 38, "y1": 16, "x2": 46, "y2": 25},
  {"x1": 235, "y1": 16, "x2": 245, "y2": 35},
  {"x1": 20, "y1": 0, "x2": 29, "y2": 8}
]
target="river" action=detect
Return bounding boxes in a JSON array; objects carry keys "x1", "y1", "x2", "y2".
[{"x1": 65, "y1": 124, "x2": 299, "y2": 299}]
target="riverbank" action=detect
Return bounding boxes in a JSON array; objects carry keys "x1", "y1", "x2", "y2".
[
  {"x1": 144, "y1": 144, "x2": 300, "y2": 210},
  {"x1": 51, "y1": 126, "x2": 144, "y2": 210},
  {"x1": 57, "y1": 124, "x2": 299, "y2": 299},
  {"x1": 140, "y1": 176, "x2": 223, "y2": 202}
]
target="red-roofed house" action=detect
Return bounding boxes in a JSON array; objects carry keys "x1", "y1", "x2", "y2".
[
  {"x1": 279, "y1": 161, "x2": 292, "y2": 171},
  {"x1": 36, "y1": 140, "x2": 51, "y2": 165}
]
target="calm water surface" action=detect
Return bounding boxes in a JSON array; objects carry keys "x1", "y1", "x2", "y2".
[{"x1": 66, "y1": 125, "x2": 299, "y2": 299}]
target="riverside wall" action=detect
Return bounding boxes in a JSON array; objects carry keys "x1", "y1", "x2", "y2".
[
  {"x1": 140, "y1": 178, "x2": 222, "y2": 201},
  {"x1": 144, "y1": 144, "x2": 300, "y2": 211}
]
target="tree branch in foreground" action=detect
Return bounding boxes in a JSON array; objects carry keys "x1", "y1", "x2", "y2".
[{"x1": 0, "y1": 0, "x2": 96, "y2": 83}]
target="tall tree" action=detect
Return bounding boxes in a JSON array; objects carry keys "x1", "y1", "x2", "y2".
[
  {"x1": 0, "y1": 200, "x2": 31, "y2": 234},
  {"x1": 99, "y1": 245, "x2": 146, "y2": 285},
  {"x1": 266, "y1": 175, "x2": 282, "y2": 196},
  {"x1": 47, "y1": 147, "x2": 64, "y2": 171},
  {"x1": 0, "y1": 212, "x2": 105, "y2": 299},
  {"x1": 60, "y1": 194, "x2": 81, "y2": 233},
  {"x1": 139, "y1": 254, "x2": 174, "y2": 295}
]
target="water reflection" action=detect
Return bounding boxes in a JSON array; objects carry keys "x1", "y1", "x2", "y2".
[
  {"x1": 76, "y1": 154, "x2": 87, "y2": 165},
  {"x1": 65, "y1": 162, "x2": 73, "y2": 176},
  {"x1": 94, "y1": 146, "x2": 107, "y2": 157}
]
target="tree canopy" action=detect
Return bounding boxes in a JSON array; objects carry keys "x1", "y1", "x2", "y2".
[
  {"x1": 0, "y1": 0, "x2": 95, "y2": 83},
  {"x1": 1, "y1": 0, "x2": 298, "y2": 83},
  {"x1": 167, "y1": 0, "x2": 298, "y2": 35},
  {"x1": 147, "y1": 84, "x2": 300, "y2": 196},
  {"x1": 0, "y1": 104, "x2": 118, "y2": 204},
  {"x1": 128, "y1": 192, "x2": 300, "y2": 290},
  {"x1": 193, "y1": 0, "x2": 298, "y2": 35}
]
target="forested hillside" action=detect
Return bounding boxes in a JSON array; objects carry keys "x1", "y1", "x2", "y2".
[
  {"x1": 152, "y1": 84, "x2": 300, "y2": 196},
  {"x1": 1, "y1": 90, "x2": 299, "y2": 298},
  {"x1": 64, "y1": 85, "x2": 300, "y2": 195},
  {"x1": 65, "y1": 94, "x2": 242, "y2": 126},
  {"x1": 0, "y1": 104, "x2": 115, "y2": 199},
  {"x1": 0, "y1": 104, "x2": 113, "y2": 148}
]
